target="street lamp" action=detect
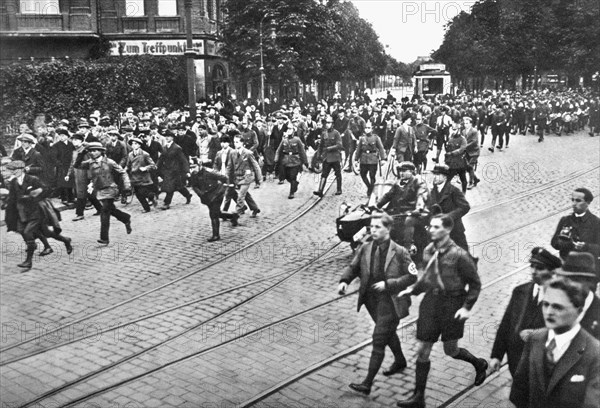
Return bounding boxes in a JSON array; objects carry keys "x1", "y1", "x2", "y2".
[
  {"x1": 259, "y1": 13, "x2": 276, "y2": 115},
  {"x1": 184, "y1": 0, "x2": 197, "y2": 118}
]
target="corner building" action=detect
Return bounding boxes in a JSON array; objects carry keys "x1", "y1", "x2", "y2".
[{"x1": 0, "y1": 0, "x2": 228, "y2": 98}]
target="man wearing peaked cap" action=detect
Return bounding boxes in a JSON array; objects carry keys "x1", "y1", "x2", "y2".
[
  {"x1": 11, "y1": 134, "x2": 43, "y2": 176},
  {"x1": 490, "y1": 247, "x2": 561, "y2": 377},
  {"x1": 557, "y1": 252, "x2": 600, "y2": 340}
]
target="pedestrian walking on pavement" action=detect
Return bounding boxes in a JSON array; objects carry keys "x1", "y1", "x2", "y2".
[
  {"x1": 156, "y1": 130, "x2": 193, "y2": 210},
  {"x1": 189, "y1": 159, "x2": 239, "y2": 242},
  {"x1": 338, "y1": 212, "x2": 417, "y2": 395},
  {"x1": 462, "y1": 117, "x2": 481, "y2": 189},
  {"x1": 314, "y1": 116, "x2": 343, "y2": 197},
  {"x1": 396, "y1": 214, "x2": 488, "y2": 408},
  {"x1": 75, "y1": 142, "x2": 132, "y2": 245},
  {"x1": 274, "y1": 125, "x2": 308, "y2": 199},
  {"x1": 229, "y1": 134, "x2": 262, "y2": 217}
]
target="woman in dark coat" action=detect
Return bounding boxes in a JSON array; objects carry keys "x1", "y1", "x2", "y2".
[{"x1": 189, "y1": 159, "x2": 239, "y2": 242}]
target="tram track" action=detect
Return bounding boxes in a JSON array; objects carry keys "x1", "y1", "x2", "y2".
[
  {"x1": 3, "y1": 163, "x2": 596, "y2": 366},
  {"x1": 2, "y1": 163, "x2": 597, "y2": 408},
  {"x1": 22, "y1": 192, "x2": 596, "y2": 408}
]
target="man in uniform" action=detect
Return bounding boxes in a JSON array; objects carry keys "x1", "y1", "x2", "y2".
[
  {"x1": 427, "y1": 164, "x2": 471, "y2": 251},
  {"x1": 376, "y1": 161, "x2": 428, "y2": 253},
  {"x1": 412, "y1": 113, "x2": 435, "y2": 173},
  {"x1": 314, "y1": 116, "x2": 343, "y2": 197},
  {"x1": 489, "y1": 105, "x2": 507, "y2": 152},
  {"x1": 274, "y1": 125, "x2": 308, "y2": 199},
  {"x1": 490, "y1": 247, "x2": 562, "y2": 376},
  {"x1": 462, "y1": 117, "x2": 481, "y2": 189},
  {"x1": 355, "y1": 120, "x2": 386, "y2": 197},
  {"x1": 551, "y1": 188, "x2": 600, "y2": 275},
  {"x1": 343, "y1": 108, "x2": 366, "y2": 172},
  {"x1": 397, "y1": 214, "x2": 488, "y2": 408},
  {"x1": 338, "y1": 212, "x2": 417, "y2": 395}
]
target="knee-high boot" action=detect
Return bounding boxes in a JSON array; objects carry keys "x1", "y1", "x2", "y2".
[
  {"x1": 396, "y1": 361, "x2": 430, "y2": 408},
  {"x1": 207, "y1": 218, "x2": 220, "y2": 242},
  {"x1": 18, "y1": 241, "x2": 37, "y2": 270}
]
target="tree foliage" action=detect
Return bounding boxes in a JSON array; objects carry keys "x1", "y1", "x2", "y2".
[
  {"x1": 0, "y1": 56, "x2": 187, "y2": 131},
  {"x1": 432, "y1": 0, "x2": 600, "y2": 87},
  {"x1": 221, "y1": 0, "x2": 392, "y2": 86}
]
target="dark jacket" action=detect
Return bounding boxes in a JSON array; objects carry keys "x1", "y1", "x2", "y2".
[
  {"x1": 356, "y1": 134, "x2": 385, "y2": 164},
  {"x1": 316, "y1": 129, "x2": 343, "y2": 163},
  {"x1": 413, "y1": 238, "x2": 480, "y2": 310},
  {"x1": 105, "y1": 140, "x2": 128, "y2": 168},
  {"x1": 510, "y1": 328, "x2": 600, "y2": 408},
  {"x1": 11, "y1": 147, "x2": 43, "y2": 176},
  {"x1": 140, "y1": 139, "x2": 163, "y2": 163},
  {"x1": 377, "y1": 177, "x2": 428, "y2": 214},
  {"x1": 490, "y1": 282, "x2": 546, "y2": 376},
  {"x1": 127, "y1": 149, "x2": 156, "y2": 186},
  {"x1": 551, "y1": 211, "x2": 600, "y2": 264},
  {"x1": 51, "y1": 140, "x2": 75, "y2": 188},
  {"x1": 340, "y1": 240, "x2": 416, "y2": 319},
  {"x1": 275, "y1": 136, "x2": 308, "y2": 167},
  {"x1": 156, "y1": 143, "x2": 189, "y2": 193},
  {"x1": 4, "y1": 175, "x2": 45, "y2": 232},
  {"x1": 189, "y1": 167, "x2": 228, "y2": 205},
  {"x1": 428, "y1": 181, "x2": 470, "y2": 234}
]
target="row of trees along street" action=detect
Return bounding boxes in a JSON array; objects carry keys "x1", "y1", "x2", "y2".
[
  {"x1": 221, "y1": 0, "x2": 416, "y2": 101},
  {"x1": 432, "y1": 0, "x2": 600, "y2": 92}
]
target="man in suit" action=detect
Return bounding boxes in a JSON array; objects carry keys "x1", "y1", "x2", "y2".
[
  {"x1": 338, "y1": 212, "x2": 417, "y2": 395},
  {"x1": 427, "y1": 164, "x2": 471, "y2": 251},
  {"x1": 490, "y1": 247, "x2": 562, "y2": 376},
  {"x1": 228, "y1": 134, "x2": 262, "y2": 218},
  {"x1": 391, "y1": 114, "x2": 416, "y2": 162},
  {"x1": 510, "y1": 277, "x2": 600, "y2": 408},
  {"x1": 156, "y1": 130, "x2": 192, "y2": 210},
  {"x1": 557, "y1": 252, "x2": 600, "y2": 340},
  {"x1": 11, "y1": 134, "x2": 43, "y2": 176},
  {"x1": 214, "y1": 134, "x2": 238, "y2": 212},
  {"x1": 551, "y1": 188, "x2": 600, "y2": 275}
]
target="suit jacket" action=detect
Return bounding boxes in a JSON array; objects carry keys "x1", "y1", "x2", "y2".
[
  {"x1": 339, "y1": 240, "x2": 417, "y2": 319},
  {"x1": 156, "y1": 143, "x2": 189, "y2": 193},
  {"x1": 11, "y1": 147, "x2": 43, "y2": 176},
  {"x1": 510, "y1": 328, "x2": 600, "y2": 408},
  {"x1": 392, "y1": 125, "x2": 416, "y2": 156},
  {"x1": 4, "y1": 175, "x2": 46, "y2": 232},
  {"x1": 228, "y1": 147, "x2": 262, "y2": 185},
  {"x1": 581, "y1": 295, "x2": 600, "y2": 341},
  {"x1": 427, "y1": 181, "x2": 470, "y2": 233},
  {"x1": 551, "y1": 211, "x2": 600, "y2": 269},
  {"x1": 213, "y1": 147, "x2": 236, "y2": 177},
  {"x1": 491, "y1": 282, "x2": 546, "y2": 376}
]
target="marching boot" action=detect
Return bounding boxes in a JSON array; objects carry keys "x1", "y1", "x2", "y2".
[
  {"x1": 207, "y1": 218, "x2": 221, "y2": 242},
  {"x1": 18, "y1": 241, "x2": 37, "y2": 270},
  {"x1": 397, "y1": 361, "x2": 429, "y2": 408},
  {"x1": 313, "y1": 178, "x2": 326, "y2": 198},
  {"x1": 453, "y1": 348, "x2": 488, "y2": 386}
]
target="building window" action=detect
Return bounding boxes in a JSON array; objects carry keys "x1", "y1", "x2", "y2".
[
  {"x1": 20, "y1": 0, "x2": 60, "y2": 14},
  {"x1": 158, "y1": 0, "x2": 177, "y2": 16},
  {"x1": 125, "y1": 0, "x2": 144, "y2": 16}
]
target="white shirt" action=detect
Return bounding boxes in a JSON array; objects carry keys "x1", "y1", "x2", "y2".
[
  {"x1": 546, "y1": 324, "x2": 581, "y2": 362},
  {"x1": 532, "y1": 283, "x2": 544, "y2": 305},
  {"x1": 574, "y1": 211, "x2": 586, "y2": 218}
]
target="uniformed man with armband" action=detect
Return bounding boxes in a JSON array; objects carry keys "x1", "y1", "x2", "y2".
[{"x1": 274, "y1": 125, "x2": 308, "y2": 199}]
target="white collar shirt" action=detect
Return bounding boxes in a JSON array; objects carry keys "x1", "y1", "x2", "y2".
[{"x1": 546, "y1": 324, "x2": 581, "y2": 362}]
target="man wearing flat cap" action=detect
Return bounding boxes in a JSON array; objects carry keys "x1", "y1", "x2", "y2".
[
  {"x1": 490, "y1": 247, "x2": 562, "y2": 377},
  {"x1": 52, "y1": 128, "x2": 75, "y2": 204},
  {"x1": 11, "y1": 134, "x2": 43, "y2": 176},
  {"x1": 557, "y1": 252, "x2": 600, "y2": 340},
  {"x1": 66, "y1": 132, "x2": 102, "y2": 221},
  {"x1": 552, "y1": 188, "x2": 600, "y2": 275}
]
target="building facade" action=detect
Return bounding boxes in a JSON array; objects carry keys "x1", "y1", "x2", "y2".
[{"x1": 0, "y1": 0, "x2": 228, "y2": 98}]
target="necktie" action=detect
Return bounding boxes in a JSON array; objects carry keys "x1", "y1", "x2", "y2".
[
  {"x1": 424, "y1": 250, "x2": 445, "y2": 290},
  {"x1": 546, "y1": 338, "x2": 556, "y2": 365},
  {"x1": 373, "y1": 245, "x2": 381, "y2": 278}
]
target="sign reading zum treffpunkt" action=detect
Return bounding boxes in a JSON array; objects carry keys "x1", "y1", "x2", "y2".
[{"x1": 109, "y1": 40, "x2": 205, "y2": 56}]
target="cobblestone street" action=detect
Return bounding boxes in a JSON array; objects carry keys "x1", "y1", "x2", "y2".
[{"x1": 1, "y1": 129, "x2": 599, "y2": 407}]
